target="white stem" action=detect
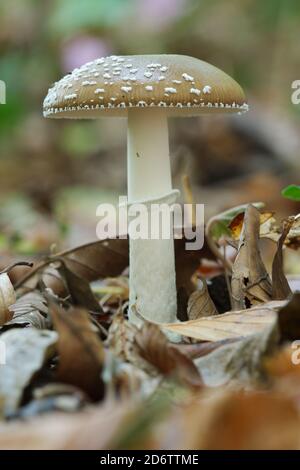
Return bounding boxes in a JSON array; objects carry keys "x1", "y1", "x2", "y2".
[{"x1": 127, "y1": 108, "x2": 178, "y2": 324}]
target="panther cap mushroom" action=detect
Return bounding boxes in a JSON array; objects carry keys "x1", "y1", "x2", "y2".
[{"x1": 43, "y1": 54, "x2": 248, "y2": 325}]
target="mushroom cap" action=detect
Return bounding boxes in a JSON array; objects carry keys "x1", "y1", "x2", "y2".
[{"x1": 43, "y1": 54, "x2": 248, "y2": 119}]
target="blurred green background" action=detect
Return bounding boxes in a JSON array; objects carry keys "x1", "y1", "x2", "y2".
[{"x1": 0, "y1": 0, "x2": 300, "y2": 256}]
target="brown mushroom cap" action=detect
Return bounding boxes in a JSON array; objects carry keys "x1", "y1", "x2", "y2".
[{"x1": 43, "y1": 54, "x2": 248, "y2": 119}]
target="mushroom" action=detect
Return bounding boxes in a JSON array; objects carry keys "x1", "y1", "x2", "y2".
[{"x1": 43, "y1": 54, "x2": 248, "y2": 324}]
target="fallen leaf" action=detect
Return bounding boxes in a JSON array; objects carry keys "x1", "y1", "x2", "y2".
[
  {"x1": 163, "y1": 301, "x2": 284, "y2": 341},
  {"x1": 60, "y1": 239, "x2": 129, "y2": 283},
  {"x1": 194, "y1": 321, "x2": 278, "y2": 386},
  {"x1": 3, "y1": 292, "x2": 49, "y2": 331},
  {"x1": 272, "y1": 218, "x2": 293, "y2": 300},
  {"x1": 135, "y1": 323, "x2": 203, "y2": 388},
  {"x1": 49, "y1": 302, "x2": 105, "y2": 400},
  {"x1": 206, "y1": 202, "x2": 265, "y2": 242},
  {"x1": 58, "y1": 262, "x2": 103, "y2": 313},
  {"x1": 229, "y1": 211, "x2": 275, "y2": 241},
  {"x1": 0, "y1": 273, "x2": 16, "y2": 326},
  {"x1": 231, "y1": 205, "x2": 272, "y2": 309},
  {"x1": 285, "y1": 215, "x2": 300, "y2": 249},
  {"x1": 187, "y1": 279, "x2": 218, "y2": 320},
  {"x1": 0, "y1": 328, "x2": 57, "y2": 414},
  {"x1": 171, "y1": 339, "x2": 240, "y2": 360}
]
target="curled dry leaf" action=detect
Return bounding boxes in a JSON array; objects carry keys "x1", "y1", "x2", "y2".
[
  {"x1": 206, "y1": 202, "x2": 265, "y2": 242},
  {"x1": 187, "y1": 278, "x2": 218, "y2": 320},
  {"x1": 135, "y1": 323, "x2": 203, "y2": 388},
  {"x1": 231, "y1": 205, "x2": 272, "y2": 309},
  {"x1": 205, "y1": 202, "x2": 264, "y2": 269},
  {"x1": 0, "y1": 273, "x2": 16, "y2": 326},
  {"x1": 58, "y1": 262, "x2": 103, "y2": 313},
  {"x1": 4, "y1": 292, "x2": 49, "y2": 331},
  {"x1": 49, "y1": 302, "x2": 105, "y2": 400},
  {"x1": 271, "y1": 218, "x2": 293, "y2": 300},
  {"x1": 284, "y1": 215, "x2": 300, "y2": 249},
  {"x1": 163, "y1": 300, "x2": 285, "y2": 342},
  {"x1": 258, "y1": 213, "x2": 300, "y2": 248},
  {"x1": 229, "y1": 210, "x2": 276, "y2": 241},
  {"x1": 0, "y1": 328, "x2": 58, "y2": 414}
]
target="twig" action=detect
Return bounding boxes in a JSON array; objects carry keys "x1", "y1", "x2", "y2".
[
  {"x1": 223, "y1": 245, "x2": 234, "y2": 310},
  {"x1": 182, "y1": 174, "x2": 196, "y2": 227}
]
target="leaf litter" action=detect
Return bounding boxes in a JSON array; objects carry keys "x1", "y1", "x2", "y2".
[{"x1": 1, "y1": 202, "x2": 300, "y2": 449}]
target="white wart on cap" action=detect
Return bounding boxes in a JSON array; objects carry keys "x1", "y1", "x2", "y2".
[{"x1": 43, "y1": 54, "x2": 248, "y2": 118}]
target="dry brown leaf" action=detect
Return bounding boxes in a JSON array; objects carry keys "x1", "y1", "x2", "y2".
[
  {"x1": 58, "y1": 262, "x2": 103, "y2": 313},
  {"x1": 172, "y1": 339, "x2": 240, "y2": 359},
  {"x1": 260, "y1": 213, "x2": 300, "y2": 248},
  {"x1": 272, "y1": 218, "x2": 293, "y2": 300},
  {"x1": 187, "y1": 279, "x2": 218, "y2": 320},
  {"x1": 4, "y1": 292, "x2": 49, "y2": 331},
  {"x1": 49, "y1": 302, "x2": 105, "y2": 400},
  {"x1": 229, "y1": 211, "x2": 275, "y2": 241},
  {"x1": 135, "y1": 323, "x2": 203, "y2": 388},
  {"x1": 61, "y1": 239, "x2": 129, "y2": 283},
  {"x1": 0, "y1": 273, "x2": 16, "y2": 326},
  {"x1": 231, "y1": 205, "x2": 272, "y2": 309},
  {"x1": 285, "y1": 215, "x2": 300, "y2": 249},
  {"x1": 163, "y1": 300, "x2": 285, "y2": 341}
]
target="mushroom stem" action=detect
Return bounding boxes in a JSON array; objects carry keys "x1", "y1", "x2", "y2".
[{"x1": 127, "y1": 108, "x2": 178, "y2": 324}]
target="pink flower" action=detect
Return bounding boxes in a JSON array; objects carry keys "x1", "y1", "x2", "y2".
[{"x1": 61, "y1": 36, "x2": 112, "y2": 72}]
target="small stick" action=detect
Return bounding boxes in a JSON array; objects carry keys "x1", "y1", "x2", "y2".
[
  {"x1": 182, "y1": 174, "x2": 196, "y2": 227},
  {"x1": 223, "y1": 245, "x2": 234, "y2": 310}
]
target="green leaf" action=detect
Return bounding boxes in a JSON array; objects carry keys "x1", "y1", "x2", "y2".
[{"x1": 281, "y1": 185, "x2": 300, "y2": 201}]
